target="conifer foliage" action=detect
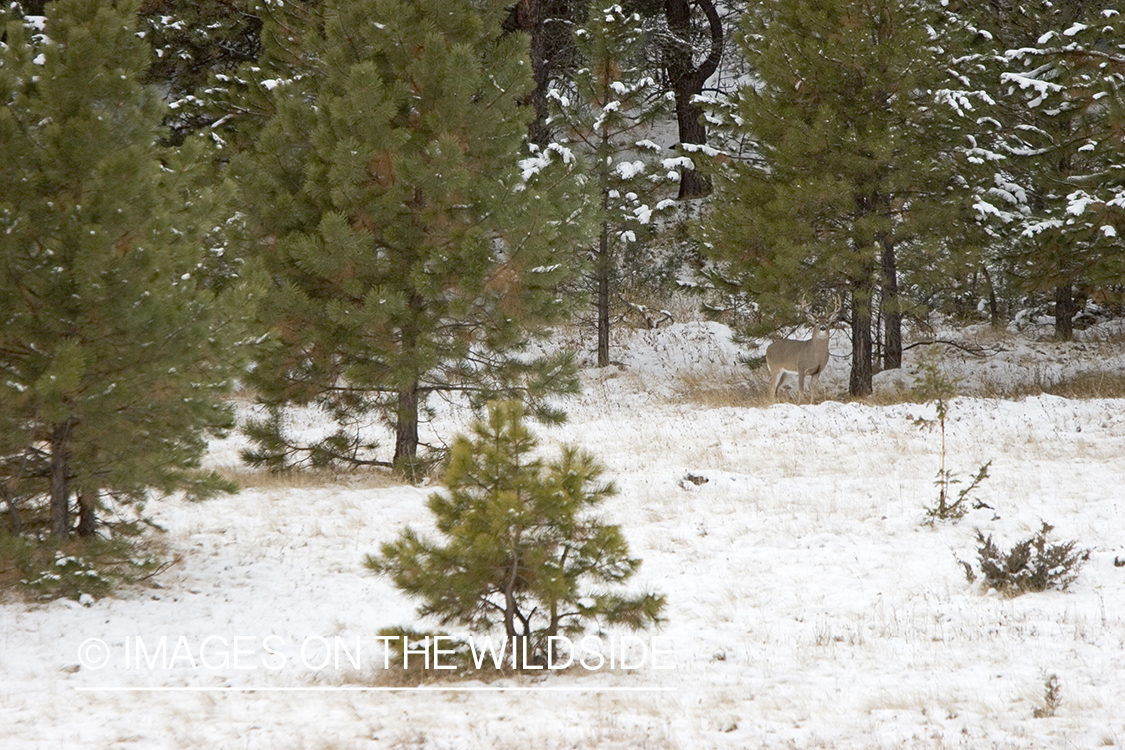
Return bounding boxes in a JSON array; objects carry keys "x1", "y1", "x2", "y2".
[
  {"x1": 138, "y1": 0, "x2": 264, "y2": 144},
  {"x1": 367, "y1": 401, "x2": 664, "y2": 668},
  {"x1": 235, "y1": 0, "x2": 586, "y2": 480},
  {"x1": 958, "y1": 4, "x2": 1125, "y2": 339},
  {"x1": 0, "y1": 0, "x2": 240, "y2": 543}
]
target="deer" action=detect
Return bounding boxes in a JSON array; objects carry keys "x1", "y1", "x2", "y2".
[{"x1": 765, "y1": 296, "x2": 841, "y2": 402}]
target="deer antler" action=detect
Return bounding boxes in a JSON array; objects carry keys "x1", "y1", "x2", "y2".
[{"x1": 829, "y1": 294, "x2": 842, "y2": 322}]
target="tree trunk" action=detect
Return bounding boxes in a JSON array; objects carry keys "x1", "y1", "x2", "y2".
[
  {"x1": 509, "y1": 0, "x2": 551, "y2": 145},
  {"x1": 596, "y1": 219, "x2": 611, "y2": 367},
  {"x1": 393, "y1": 381, "x2": 420, "y2": 481},
  {"x1": 982, "y1": 265, "x2": 1000, "y2": 326},
  {"x1": 850, "y1": 287, "x2": 873, "y2": 397},
  {"x1": 880, "y1": 233, "x2": 902, "y2": 370},
  {"x1": 596, "y1": 117, "x2": 612, "y2": 367},
  {"x1": 664, "y1": 0, "x2": 723, "y2": 200},
  {"x1": 49, "y1": 419, "x2": 76, "y2": 539},
  {"x1": 77, "y1": 490, "x2": 97, "y2": 537},
  {"x1": 394, "y1": 290, "x2": 424, "y2": 481},
  {"x1": 673, "y1": 96, "x2": 712, "y2": 200},
  {"x1": 2, "y1": 485, "x2": 21, "y2": 536},
  {"x1": 1054, "y1": 283, "x2": 1075, "y2": 341}
]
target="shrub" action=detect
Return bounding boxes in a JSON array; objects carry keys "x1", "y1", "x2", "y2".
[
  {"x1": 1, "y1": 532, "x2": 165, "y2": 601},
  {"x1": 959, "y1": 522, "x2": 1090, "y2": 595}
]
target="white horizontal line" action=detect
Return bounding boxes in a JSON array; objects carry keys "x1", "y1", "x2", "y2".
[{"x1": 74, "y1": 685, "x2": 674, "y2": 693}]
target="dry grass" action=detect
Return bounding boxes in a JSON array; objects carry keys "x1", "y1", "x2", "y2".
[
  {"x1": 856, "y1": 385, "x2": 918, "y2": 406},
  {"x1": 965, "y1": 369, "x2": 1125, "y2": 401},
  {"x1": 675, "y1": 368, "x2": 897, "y2": 409},
  {"x1": 859, "y1": 371, "x2": 1125, "y2": 403},
  {"x1": 674, "y1": 372, "x2": 1125, "y2": 410},
  {"x1": 674, "y1": 356, "x2": 1125, "y2": 408},
  {"x1": 371, "y1": 656, "x2": 601, "y2": 687},
  {"x1": 1076, "y1": 321, "x2": 1125, "y2": 344},
  {"x1": 1044, "y1": 371, "x2": 1125, "y2": 399},
  {"x1": 214, "y1": 466, "x2": 403, "y2": 491},
  {"x1": 615, "y1": 289, "x2": 703, "y2": 330},
  {"x1": 675, "y1": 370, "x2": 770, "y2": 408}
]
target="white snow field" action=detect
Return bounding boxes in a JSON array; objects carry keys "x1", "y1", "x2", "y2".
[{"x1": 3, "y1": 317, "x2": 1125, "y2": 749}]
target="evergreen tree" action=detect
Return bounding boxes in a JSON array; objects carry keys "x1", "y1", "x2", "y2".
[
  {"x1": 234, "y1": 0, "x2": 587, "y2": 480},
  {"x1": 957, "y1": 3, "x2": 1125, "y2": 338},
  {"x1": 702, "y1": 0, "x2": 966, "y2": 395},
  {"x1": 551, "y1": 1, "x2": 675, "y2": 367},
  {"x1": 0, "y1": 0, "x2": 242, "y2": 541},
  {"x1": 368, "y1": 400, "x2": 664, "y2": 668}
]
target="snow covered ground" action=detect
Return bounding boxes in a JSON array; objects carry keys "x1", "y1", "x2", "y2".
[{"x1": 4, "y1": 316, "x2": 1125, "y2": 749}]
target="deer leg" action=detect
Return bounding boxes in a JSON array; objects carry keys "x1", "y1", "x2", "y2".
[{"x1": 770, "y1": 368, "x2": 786, "y2": 399}]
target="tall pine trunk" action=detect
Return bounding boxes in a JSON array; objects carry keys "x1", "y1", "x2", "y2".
[
  {"x1": 596, "y1": 122, "x2": 612, "y2": 368},
  {"x1": 982, "y1": 265, "x2": 1001, "y2": 327},
  {"x1": 596, "y1": 219, "x2": 611, "y2": 367},
  {"x1": 393, "y1": 382, "x2": 420, "y2": 480},
  {"x1": 509, "y1": 0, "x2": 550, "y2": 146},
  {"x1": 394, "y1": 291, "x2": 424, "y2": 480},
  {"x1": 49, "y1": 419, "x2": 76, "y2": 538},
  {"x1": 672, "y1": 95, "x2": 711, "y2": 199},
  {"x1": 850, "y1": 286, "x2": 873, "y2": 397},
  {"x1": 1054, "y1": 283, "x2": 1075, "y2": 341},
  {"x1": 2, "y1": 485, "x2": 21, "y2": 536},
  {"x1": 880, "y1": 232, "x2": 902, "y2": 370}
]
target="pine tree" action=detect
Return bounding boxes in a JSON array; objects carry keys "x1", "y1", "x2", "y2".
[
  {"x1": 0, "y1": 0, "x2": 243, "y2": 541},
  {"x1": 551, "y1": 0, "x2": 675, "y2": 367},
  {"x1": 233, "y1": 0, "x2": 588, "y2": 480},
  {"x1": 702, "y1": 0, "x2": 967, "y2": 395},
  {"x1": 956, "y1": 3, "x2": 1125, "y2": 338},
  {"x1": 367, "y1": 400, "x2": 664, "y2": 668}
]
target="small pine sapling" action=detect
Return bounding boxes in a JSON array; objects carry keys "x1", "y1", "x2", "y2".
[
  {"x1": 912, "y1": 363, "x2": 992, "y2": 521},
  {"x1": 367, "y1": 401, "x2": 665, "y2": 671}
]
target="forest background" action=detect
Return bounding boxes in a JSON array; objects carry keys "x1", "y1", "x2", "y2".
[{"x1": 1, "y1": 0, "x2": 1123, "y2": 566}]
